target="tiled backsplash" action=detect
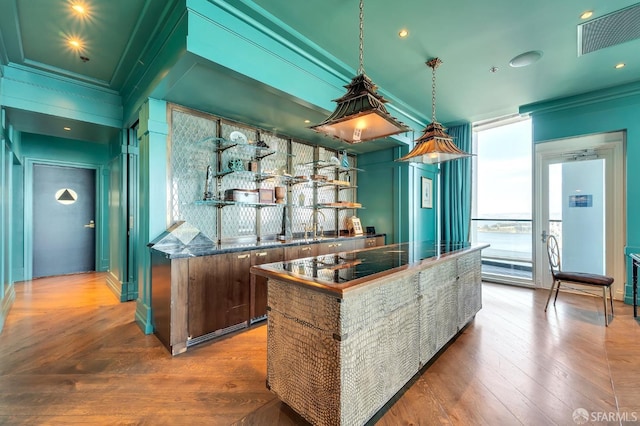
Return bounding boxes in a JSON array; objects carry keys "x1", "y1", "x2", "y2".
[{"x1": 168, "y1": 104, "x2": 356, "y2": 243}]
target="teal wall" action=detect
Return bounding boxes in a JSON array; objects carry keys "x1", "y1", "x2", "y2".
[
  {"x1": 524, "y1": 83, "x2": 640, "y2": 304},
  {"x1": 358, "y1": 147, "x2": 438, "y2": 244},
  {"x1": 0, "y1": 118, "x2": 17, "y2": 333},
  {"x1": 20, "y1": 133, "x2": 110, "y2": 163},
  {"x1": 184, "y1": 0, "x2": 422, "y2": 134},
  {"x1": 18, "y1": 133, "x2": 113, "y2": 281},
  {"x1": 135, "y1": 98, "x2": 168, "y2": 334},
  {"x1": 11, "y1": 160, "x2": 23, "y2": 282},
  {"x1": 106, "y1": 133, "x2": 133, "y2": 301}
]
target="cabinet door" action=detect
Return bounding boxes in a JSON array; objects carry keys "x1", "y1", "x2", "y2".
[
  {"x1": 251, "y1": 248, "x2": 285, "y2": 321},
  {"x1": 228, "y1": 252, "x2": 252, "y2": 326},
  {"x1": 284, "y1": 244, "x2": 317, "y2": 260},
  {"x1": 188, "y1": 255, "x2": 230, "y2": 338},
  {"x1": 457, "y1": 252, "x2": 482, "y2": 328},
  {"x1": 354, "y1": 238, "x2": 366, "y2": 250},
  {"x1": 418, "y1": 261, "x2": 458, "y2": 364},
  {"x1": 363, "y1": 237, "x2": 376, "y2": 248},
  {"x1": 317, "y1": 240, "x2": 354, "y2": 255}
]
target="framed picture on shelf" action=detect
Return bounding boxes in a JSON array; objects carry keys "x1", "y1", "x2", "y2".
[
  {"x1": 421, "y1": 177, "x2": 433, "y2": 209},
  {"x1": 347, "y1": 216, "x2": 363, "y2": 236}
]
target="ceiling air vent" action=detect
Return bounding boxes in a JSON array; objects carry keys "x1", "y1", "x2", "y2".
[{"x1": 578, "y1": 2, "x2": 640, "y2": 56}]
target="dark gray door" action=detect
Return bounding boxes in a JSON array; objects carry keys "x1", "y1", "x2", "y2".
[{"x1": 33, "y1": 164, "x2": 96, "y2": 278}]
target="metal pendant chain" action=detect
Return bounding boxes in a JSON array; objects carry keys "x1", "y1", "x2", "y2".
[
  {"x1": 358, "y1": 0, "x2": 364, "y2": 75},
  {"x1": 431, "y1": 65, "x2": 437, "y2": 123},
  {"x1": 426, "y1": 58, "x2": 442, "y2": 123}
]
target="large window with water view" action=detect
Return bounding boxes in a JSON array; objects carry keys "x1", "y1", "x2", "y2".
[{"x1": 472, "y1": 118, "x2": 533, "y2": 284}]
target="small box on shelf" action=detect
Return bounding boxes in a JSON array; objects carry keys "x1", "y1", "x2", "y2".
[{"x1": 259, "y1": 188, "x2": 274, "y2": 203}]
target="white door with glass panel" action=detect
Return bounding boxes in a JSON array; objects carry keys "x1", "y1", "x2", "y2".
[{"x1": 534, "y1": 132, "x2": 625, "y2": 299}]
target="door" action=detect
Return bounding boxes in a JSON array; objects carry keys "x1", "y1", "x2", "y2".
[
  {"x1": 251, "y1": 248, "x2": 284, "y2": 322},
  {"x1": 33, "y1": 164, "x2": 96, "y2": 278},
  {"x1": 188, "y1": 255, "x2": 227, "y2": 338},
  {"x1": 534, "y1": 132, "x2": 625, "y2": 299}
]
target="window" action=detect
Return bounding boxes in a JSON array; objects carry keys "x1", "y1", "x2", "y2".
[{"x1": 471, "y1": 117, "x2": 533, "y2": 285}]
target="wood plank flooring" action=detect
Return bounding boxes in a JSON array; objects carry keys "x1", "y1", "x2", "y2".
[{"x1": 1, "y1": 273, "x2": 639, "y2": 425}]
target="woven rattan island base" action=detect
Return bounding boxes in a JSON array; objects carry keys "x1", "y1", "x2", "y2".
[{"x1": 251, "y1": 242, "x2": 487, "y2": 426}]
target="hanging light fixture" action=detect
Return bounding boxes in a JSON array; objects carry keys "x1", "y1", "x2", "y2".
[
  {"x1": 397, "y1": 58, "x2": 472, "y2": 163},
  {"x1": 310, "y1": 0, "x2": 409, "y2": 144}
]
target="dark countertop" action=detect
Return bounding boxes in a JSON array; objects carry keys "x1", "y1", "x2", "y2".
[
  {"x1": 251, "y1": 241, "x2": 489, "y2": 296},
  {"x1": 149, "y1": 233, "x2": 386, "y2": 259}
]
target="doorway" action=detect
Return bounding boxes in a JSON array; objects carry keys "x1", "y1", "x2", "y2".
[
  {"x1": 32, "y1": 164, "x2": 96, "y2": 278},
  {"x1": 534, "y1": 132, "x2": 625, "y2": 299}
]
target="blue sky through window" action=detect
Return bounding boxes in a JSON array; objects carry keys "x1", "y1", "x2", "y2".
[{"x1": 475, "y1": 118, "x2": 532, "y2": 219}]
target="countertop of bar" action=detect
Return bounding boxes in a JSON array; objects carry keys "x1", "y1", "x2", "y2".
[
  {"x1": 148, "y1": 233, "x2": 386, "y2": 259},
  {"x1": 251, "y1": 241, "x2": 489, "y2": 296}
]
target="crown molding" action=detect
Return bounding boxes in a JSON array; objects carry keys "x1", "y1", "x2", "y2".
[
  {"x1": 186, "y1": 0, "x2": 425, "y2": 135},
  {"x1": 520, "y1": 80, "x2": 640, "y2": 116}
]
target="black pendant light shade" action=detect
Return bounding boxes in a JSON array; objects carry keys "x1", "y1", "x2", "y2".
[
  {"x1": 397, "y1": 58, "x2": 473, "y2": 164},
  {"x1": 310, "y1": 0, "x2": 409, "y2": 144},
  {"x1": 310, "y1": 74, "x2": 410, "y2": 143}
]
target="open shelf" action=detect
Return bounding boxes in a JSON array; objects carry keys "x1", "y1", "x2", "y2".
[
  {"x1": 197, "y1": 136, "x2": 277, "y2": 158},
  {"x1": 194, "y1": 200, "x2": 286, "y2": 208},
  {"x1": 297, "y1": 161, "x2": 364, "y2": 173}
]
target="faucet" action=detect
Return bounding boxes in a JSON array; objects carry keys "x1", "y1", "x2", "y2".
[{"x1": 305, "y1": 211, "x2": 326, "y2": 240}]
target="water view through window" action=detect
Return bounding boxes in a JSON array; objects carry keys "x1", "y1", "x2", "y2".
[{"x1": 472, "y1": 118, "x2": 533, "y2": 283}]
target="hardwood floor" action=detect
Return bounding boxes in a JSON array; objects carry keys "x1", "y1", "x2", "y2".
[{"x1": 1, "y1": 273, "x2": 639, "y2": 425}]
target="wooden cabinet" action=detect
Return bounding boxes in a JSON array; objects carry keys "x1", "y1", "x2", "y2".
[
  {"x1": 316, "y1": 239, "x2": 356, "y2": 255},
  {"x1": 228, "y1": 252, "x2": 252, "y2": 326},
  {"x1": 251, "y1": 247, "x2": 284, "y2": 322},
  {"x1": 151, "y1": 253, "x2": 189, "y2": 355},
  {"x1": 151, "y1": 235, "x2": 386, "y2": 355},
  {"x1": 187, "y1": 252, "x2": 251, "y2": 340},
  {"x1": 364, "y1": 235, "x2": 385, "y2": 248},
  {"x1": 284, "y1": 244, "x2": 317, "y2": 260}
]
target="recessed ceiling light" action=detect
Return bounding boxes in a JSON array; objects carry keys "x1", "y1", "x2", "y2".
[
  {"x1": 580, "y1": 10, "x2": 593, "y2": 19},
  {"x1": 71, "y1": 4, "x2": 87, "y2": 15},
  {"x1": 509, "y1": 50, "x2": 543, "y2": 68},
  {"x1": 64, "y1": 127, "x2": 71, "y2": 131},
  {"x1": 615, "y1": 63, "x2": 625, "y2": 69},
  {"x1": 68, "y1": 38, "x2": 82, "y2": 50},
  {"x1": 398, "y1": 29, "x2": 409, "y2": 38},
  {"x1": 304, "y1": 119, "x2": 310, "y2": 124}
]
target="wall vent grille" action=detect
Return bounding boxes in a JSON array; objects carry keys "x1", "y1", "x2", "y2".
[{"x1": 578, "y1": 3, "x2": 640, "y2": 56}]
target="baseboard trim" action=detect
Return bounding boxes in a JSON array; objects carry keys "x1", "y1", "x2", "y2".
[
  {"x1": 0, "y1": 284, "x2": 17, "y2": 334},
  {"x1": 105, "y1": 272, "x2": 124, "y2": 302},
  {"x1": 135, "y1": 300, "x2": 154, "y2": 335},
  {"x1": 12, "y1": 267, "x2": 24, "y2": 283},
  {"x1": 624, "y1": 282, "x2": 637, "y2": 306}
]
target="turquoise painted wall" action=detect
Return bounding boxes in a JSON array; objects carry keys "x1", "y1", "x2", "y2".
[
  {"x1": 20, "y1": 133, "x2": 110, "y2": 164},
  {"x1": 135, "y1": 98, "x2": 168, "y2": 334},
  {"x1": 526, "y1": 85, "x2": 640, "y2": 304},
  {"x1": 358, "y1": 147, "x2": 438, "y2": 244},
  {"x1": 11, "y1": 162, "x2": 23, "y2": 282},
  {"x1": 183, "y1": 0, "x2": 423, "y2": 137},
  {"x1": 106, "y1": 147, "x2": 125, "y2": 299},
  {"x1": 0, "y1": 123, "x2": 17, "y2": 334},
  {"x1": 18, "y1": 133, "x2": 113, "y2": 280}
]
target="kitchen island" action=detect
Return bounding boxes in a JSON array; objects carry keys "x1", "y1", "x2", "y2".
[
  {"x1": 148, "y1": 221, "x2": 386, "y2": 355},
  {"x1": 251, "y1": 241, "x2": 488, "y2": 426}
]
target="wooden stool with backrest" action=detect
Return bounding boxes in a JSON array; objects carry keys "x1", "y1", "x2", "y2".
[{"x1": 544, "y1": 235, "x2": 614, "y2": 326}]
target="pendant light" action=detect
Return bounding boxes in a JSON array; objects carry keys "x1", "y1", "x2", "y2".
[
  {"x1": 397, "y1": 58, "x2": 472, "y2": 163},
  {"x1": 310, "y1": 0, "x2": 409, "y2": 144}
]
